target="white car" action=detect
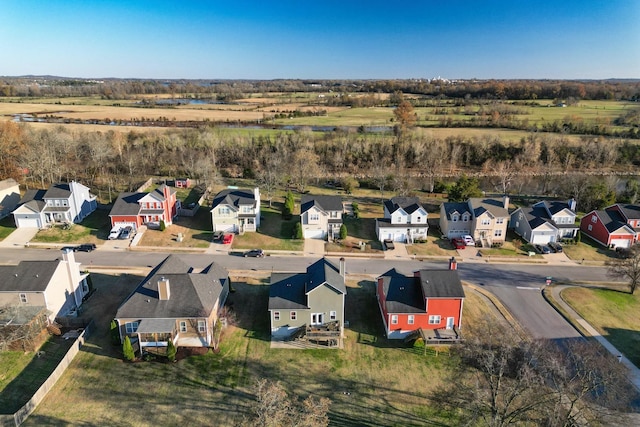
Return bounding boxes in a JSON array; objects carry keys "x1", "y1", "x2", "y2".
[
  {"x1": 108, "y1": 226, "x2": 122, "y2": 240},
  {"x1": 462, "y1": 235, "x2": 475, "y2": 246}
]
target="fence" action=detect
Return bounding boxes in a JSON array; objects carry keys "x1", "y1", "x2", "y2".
[
  {"x1": 0, "y1": 321, "x2": 95, "y2": 427},
  {"x1": 177, "y1": 189, "x2": 209, "y2": 217}
]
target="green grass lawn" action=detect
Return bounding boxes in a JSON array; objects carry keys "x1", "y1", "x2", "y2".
[
  {"x1": 30, "y1": 209, "x2": 111, "y2": 244},
  {"x1": 232, "y1": 207, "x2": 304, "y2": 251},
  {"x1": 0, "y1": 216, "x2": 16, "y2": 241},
  {"x1": 562, "y1": 235, "x2": 619, "y2": 263},
  {"x1": 561, "y1": 287, "x2": 640, "y2": 368},
  {"x1": 18, "y1": 271, "x2": 502, "y2": 426}
]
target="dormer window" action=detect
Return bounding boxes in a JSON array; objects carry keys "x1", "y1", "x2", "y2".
[
  {"x1": 462, "y1": 214, "x2": 469, "y2": 221},
  {"x1": 452, "y1": 214, "x2": 459, "y2": 222}
]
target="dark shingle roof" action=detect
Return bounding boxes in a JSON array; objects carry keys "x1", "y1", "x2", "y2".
[
  {"x1": 384, "y1": 197, "x2": 424, "y2": 215},
  {"x1": 269, "y1": 258, "x2": 346, "y2": 310},
  {"x1": 519, "y1": 206, "x2": 551, "y2": 230},
  {"x1": 469, "y1": 198, "x2": 508, "y2": 218},
  {"x1": 417, "y1": 270, "x2": 465, "y2": 298},
  {"x1": 43, "y1": 183, "x2": 72, "y2": 199},
  {"x1": 211, "y1": 188, "x2": 257, "y2": 210},
  {"x1": 442, "y1": 202, "x2": 471, "y2": 220},
  {"x1": 379, "y1": 269, "x2": 425, "y2": 313},
  {"x1": 115, "y1": 255, "x2": 228, "y2": 319},
  {"x1": 300, "y1": 195, "x2": 343, "y2": 214},
  {"x1": 0, "y1": 261, "x2": 60, "y2": 292},
  {"x1": 616, "y1": 204, "x2": 640, "y2": 220},
  {"x1": 109, "y1": 192, "x2": 145, "y2": 216},
  {"x1": 598, "y1": 209, "x2": 633, "y2": 233}
]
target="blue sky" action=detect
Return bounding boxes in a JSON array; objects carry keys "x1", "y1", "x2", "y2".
[{"x1": 3, "y1": 0, "x2": 639, "y2": 79}]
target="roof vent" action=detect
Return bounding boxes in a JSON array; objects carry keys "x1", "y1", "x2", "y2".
[{"x1": 14, "y1": 273, "x2": 18, "y2": 277}]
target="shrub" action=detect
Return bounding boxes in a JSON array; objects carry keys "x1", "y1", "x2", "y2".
[
  {"x1": 352, "y1": 202, "x2": 360, "y2": 219},
  {"x1": 166, "y1": 340, "x2": 177, "y2": 362},
  {"x1": 122, "y1": 336, "x2": 135, "y2": 361},
  {"x1": 339, "y1": 224, "x2": 347, "y2": 240},
  {"x1": 294, "y1": 222, "x2": 303, "y2": 239},
  {"x1": 159, "y1": 220, "x2": 166, "y2": 231},
  {"x1": 576, "y1": 231, "x2": 581, "y2": 243},
  {"x1": 283, "y1": 191, "x2": 294, "y2": 219},
  {"x1": 110, "y1": 319, "x2": 120, "y2": 346}
]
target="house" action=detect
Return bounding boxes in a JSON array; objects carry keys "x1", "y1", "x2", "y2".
[
  {"x1": 268, "y1": 258, "x2": 346, "y2": 346},
  {"x1": 510, "y1": 199, "x2": 578, "y2": 244},
  {"x1": 0, "y1": 178, "x2": 20, "y2": 219},
  {"x1": 580, "y1": 204, "x2": 639, "y2": 249},
  {"x1": 12, "y1": 181, "x2": 97, "y2": 228},
  {"x1": 115, "y1": 255, "x2": 229, "y2": 356},
  {"x1": 439, "y1": 196, "x2": 510, "y2": 246},
  {"x1": 0, "y1": 248, "x2": 90, "y2": 322},
  {"x1": 109, "y1": 184, "x2": 178, "y2": 230},
  {"x1": 377, "y1": 258, "x2": 465, "y2": 339},
  {"x1": 210, "y1": 187, "x2": 261, "y2": 233},
  {"x1": 300, "y1": 195, "x2": 344, "y2": 240},
  {"x1": 375, "y1": 197, "x2": 429, "y2": 243}
]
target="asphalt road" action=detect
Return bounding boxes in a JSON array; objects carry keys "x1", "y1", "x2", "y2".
[{"x1": 0, "y1": 248, "x2": 614, "y2": 341}]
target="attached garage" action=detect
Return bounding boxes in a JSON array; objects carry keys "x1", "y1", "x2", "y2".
[
  {"x1": 113, "y1": 221, "x2": 137, "y2": 231},
  {"x1": 531, "y1": 233, "x2": 555, "y2": 244},
  {"x1": 304, "y1": 229, "x2": 325, "y2": 239},
  {"x1": 213, "y1": 223, "x2": 237, "y2": 233},
  {"x1": 14, "y1": 216, "x2": 42, "y2": 228},
  {"x1": 610, "y1": 238, "x2": 631, "y2": 249}
]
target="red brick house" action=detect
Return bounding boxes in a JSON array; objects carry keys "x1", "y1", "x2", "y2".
[
  {"x1": 109, "y1": 184, "x2": 178, "y2": 230},
  {"x1": 376, "y1": 258, "x2": 465, "y2": 340},
  {"x1": 580, "y1": 205, "x2": 638, "y2": 249}
]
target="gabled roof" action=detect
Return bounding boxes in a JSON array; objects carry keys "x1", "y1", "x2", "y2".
[
  {"x1": 13, "y1": 189, "x2": 46, "y2": 214},
  {"x1": 593, "y1": 209, "x2": 635, "y2": 234},
  {"x1": 300, "y1": 195, "x2": 343, "y2": 214},
  {"x1": 537, "y1": 200, "x2": 576, "y2": 216},
  {"x1": 44, "y1": 183, "x2": 73, "y2": 199},
  {"x1": 109, "y1": 192, "x2": 145, "y2": 216},
  {"x1": 469, "y1": 198, "x2": 508, "y2": 218},
  {"x1": 441, "y1": 202, "x2": 472, "y2": 220},
  {"x1": 140, "y1": 184, "x2": 176, "y2": 203},
  {"x1": 269, "y1": 258, "x2": 346, "y2": 310},
  {"x1": 211, "y1": 188, "x2": 257, "y2": 210},
  {"x1": 614, "y1": 204, "x2": 640, "y2": 220},
  {"x1": 384, "y1": 197, "x2": 425, "y2": 215},
  {"x1": 115, "y1": 255, "x2": 229, "y2": 319},
  {"x1": 417, "y1": 269, "x2": 465, "y2": 299},
  {"x1": 514, "y1": 206, "x2": 554, "y2": 230},
  {"x1": 0, "y1": 260, "x2": 60, "y2": 292}
]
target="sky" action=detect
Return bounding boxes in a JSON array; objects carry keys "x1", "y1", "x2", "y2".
[{"x1": 2, "y1": 0, "x2": 639, "y2": 80}]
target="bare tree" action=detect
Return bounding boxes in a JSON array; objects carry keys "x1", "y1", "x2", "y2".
[
  {"x1": 252, "y1": 379, "x2": 330, "y2": 427},
  {"x1": 606, "y1": 243, "x2": 640, "y2": 294},
  {"x1": 485, "y1": 159, "x2": 516, "y2": 194},
  {"x1": 257, "y1": 151, "x2": 283, "y2": 208}
]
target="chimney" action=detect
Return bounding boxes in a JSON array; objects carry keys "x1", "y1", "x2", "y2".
[
  {"x1": 568, "y1": 198, "x2": 576, "y2": 212},
  {"x1": 158, "y1": 277, "x2": 170, "y2": 300},
  {"x1": 449, "y1": 257, "x2": 458, "y2": 270},
  {"x1": 339, "y1": 257, "x2": 345, "y2": 277},
  {"x1": 503, "y1": 195, "x2": 510, "y2": 209}
]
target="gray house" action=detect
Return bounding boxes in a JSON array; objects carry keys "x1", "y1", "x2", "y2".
[
  {"x1": 268, "y1": 258, "x2": 346, "y2": 346},
  {"x1": 300, "y1": 195, "x2": 344, "y2": 240},
  {"x1": 510, "y1": 199, "x2": 578, "y2": 244}
]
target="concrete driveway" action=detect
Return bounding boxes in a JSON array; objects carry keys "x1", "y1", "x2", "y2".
[
  {"x1": 383, "y1": 242, "x2": 410, "y2": 260},
  {"x1": 303, "y1": 238, "x2": 325, "y2": 256},
  {"x1": 0, "y1": 227, "x2": 39, "y2": 248}
]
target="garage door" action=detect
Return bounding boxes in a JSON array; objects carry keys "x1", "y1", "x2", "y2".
[
  {"x1": 114, "y1": 221, "x2": 137, "y2": 231},
  {"x1": 531, "y1": 234, "x2": 552, "y2": 244},
  {"x1": 304, "y1": 229, "x2": 325, "y2": 239},
  {"x1": 611, "y1": 238, "x2": 631, "y2": 249},
  {"x1": 393, "y1": 233, "x2": 406, "y2": 242},
  {"x1": 17, "y1": 217, "x2": 41, "y2": 228},
  {"x1": 214, "y1": 223, "x2": 236, "y2": 233}
]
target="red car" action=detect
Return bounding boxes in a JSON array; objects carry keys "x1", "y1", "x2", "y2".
[
  {"x1": 452, "y1": 238, "x2": 466, "y2": 249},
  {"x1": 222, "y1": 233, "x2": 234, "y2": 244}
]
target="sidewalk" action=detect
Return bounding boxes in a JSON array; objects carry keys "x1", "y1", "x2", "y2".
[{"x1": 551, "y1": 285, "x2": 640, "y2": 391}]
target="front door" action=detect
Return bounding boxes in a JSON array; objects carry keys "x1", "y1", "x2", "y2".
[
  {"x1": 446, "y1": 317, "x2": 455, "y2": 330},
  {"x1": 311, "y1": 313, "x2": 324, "y2": 325}
]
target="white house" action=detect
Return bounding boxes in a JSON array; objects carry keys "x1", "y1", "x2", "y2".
[
  {"x1": 300, "y1": 195, "x2": 344, "y2": 240},
  {"x1": 0, "y1": 178, "x2": 21, "y2": 219},
  {"x1": 376, "y1": 197, "x2": 428, "y2": 243},
  {"x1": 210, "y1": 187, "x2": 261, "y2": 233}
]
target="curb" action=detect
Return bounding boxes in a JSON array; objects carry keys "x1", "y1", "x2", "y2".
[{"x1": 463, "y1": 282, "x2": 527, "y2": 339}]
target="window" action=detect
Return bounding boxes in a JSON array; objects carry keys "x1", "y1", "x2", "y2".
[
  {"x1": 179, "y1": 321, "x2": 187, "y2": 332},
  {"x1": 428, "y1": 315, "x2": 441, "y2": 325},
  {"x1": 481, "y1": 218, "x2": 491, "y2": 226},
  {"x1": 274, "y1": 311, "x2": 280, "y2": 321},
  {"x1": 494, "y1": 229, "x2": 503, "y2": 237},
  {"x1": 220, "y1": 207, "x2": 230, "y2": 216},
  {"x1": 588, "y1": 224, "x2": 593, "y2": 231},
  {"x1": 242, "y1": 206, "x2": 252, "y2": 213},
  {"x1": 452, "y1": 214, "x2": 458, "y2": 222},
  {"x1": 408, "y1": 315, "x2": 415, "y2": 325},
  {"x1": 290, "y1": 311, "x2": 297, "y2": 320},
  {"x1": 496, "y1": 218, "x2": 504, "y2": 224},
  {"x1": 330, "y1": 211, "x2": 338, "y2": 218},
  {"x1": 61, "y1": 200, "x2": 68, "y2": 207},
  {"x1": 198, "y1": 320, "x2": 206, "y2": 333},
  {"x1": 515, "y1": 221, "x2": 520, "y2": 228},
  {"x1": 330, "y1": 311, "x2": 337, "y2": 320},
  {"x1": 592, "y1": 215, "x2": 597, "y2": 223},
  {"x1": 310, "y1": 213, "x2": 319, "y2": 221},
  {"x1": 416, "y1": 216, "x2": 421, "y2": 223},
  {"x1": 462, "y1": 214, "x2": 469, "y2": 221},
  {"x1": 125, "y1": 321, "x2": 139, "y2": 334},
  {"x1": 19, "y1": 293, "x2": 27, "y2": 303},
  {"x1": 391, "y1": 315, "x2": 398, "y2": 325}
]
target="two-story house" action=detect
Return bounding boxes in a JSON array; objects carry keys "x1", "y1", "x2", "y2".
[
  {"x1": 580, "y1": 203, "x2": 639, "y2": 249},
  {"x1": 376, "y1": 197, "x2": 428, "y2": 243},
  {"x1": 440, "y1": 196, "x2": 510, "y2": 246},
  {"x1": 0, "y1": 178, "x2": 20, "y2": 219},
  {"x1": 268, "y1": 258, "x2": 346, "y2": 347},
  {"x1": 12, "y1": 181, "x2": 97, "y2": 228},
  {"x1": 0, "y1": 248, "x2": 90, "y2": 323},
  {"x1": 376, "y1": 258, "x2": 465, "y2": 339},
  {"x1": 510, "y1": 199, "x2": 578, "y2": 244},
  {"x1": 210, "y1": 187, "x2": 261, "y2": 234},
  {"x1": 300, "y1": 195, "x2": 344, "y2": 240},
  {"x1": 115, "y1": 255, "x2": 229, "y2": 356},
  {"x1": 109, "y1": 184, "x2": 178, "y2": 231}
]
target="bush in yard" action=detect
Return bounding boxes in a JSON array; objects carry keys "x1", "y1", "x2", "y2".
[
  {"x1": 166, "y1": 340, "x2": 177, "y2": 362},
  {"x1": 294, "y1": 222, "x2": 303, "y2": 239},
  {"x1": 352, "y1": 202, "x2": 360, "y2": 219},
  {"x1": 339, "y1": 224, "x2": 347, "y2": 240},
  {"x1": 159, "y1": 220, "x2": 166, "y2": 231},
  {"x1": 576, "y1": 231, "x2": 581, "y2": 243},
  {"x1": 110, "y1": 319, "x2": 120, "y2": 346},
  {"x1": 283, "y1": 191, "x2": 294, "y2": 219},
  {"x1": 123, "y1": 336, "x2": 135, "y2": 361}
]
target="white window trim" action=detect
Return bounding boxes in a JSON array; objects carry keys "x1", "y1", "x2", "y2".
[
  {"x1": 330, "y1": 311, "x2": 337, "y2": 320},
  {"x1": 391, "y1": 315, "x2": 398, "y2": 325},
  {"x1": 290, "y1": 311, "x2": 297, "y2": 320},
  {"x1": 19, "y1": 293, "x2": 27, "y2": 303},
  {"x1": 197, "y1": 320, "x2": 206, "y2": 333},
  {"x1": 408, "y1": 315, "x2": 415, "y2": 325},
  {"x1": 179, "y1": 321, "x2": 187, "y2": 332},
  {"x1": 428, "y1": 315, "x2": 441, "y2": 325},
  {"x1": 125, "y1": 321, "x2": 139, "y2": 334},
  {"x1": 273, "y1": 311, "x2": 280, "y2": 321}
]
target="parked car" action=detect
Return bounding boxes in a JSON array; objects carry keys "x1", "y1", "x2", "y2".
[
  {"x1": 118, "y1": 226, "x2": 133, "y2": 240},
  {"x1": 452, "y1": 238, "x2": 466, "y2": 249},
  {"x1": 383, "y1": 239, "x2": 395, "y2": 250},
  {"x1": 75, "y1": 243, "x2": 97, "y2": 252},
  {"x1": 533, "y1": 244, "x2": 543, "y2": 254},
  {"x1": 213, "y1": 231, "x2": 224, "y2": 242},
  {"x1": 540, "y1": 245, "x2": 552, "y2": 254},
  {"x1": 108, "y1": 226, "x2": 122, "y2": 240},
  {"x1": 222, "y1": 233, "x2": 234, "y2": 244},
  {"x1": 462, "y1": 235, "x2": 475, "y2": 246},
  {"x1": 243, "y1": 249, "x2": 265, "y2": 258},
  {"x1": 548, "y1": 242, "x2": 563, "y2": 253}
]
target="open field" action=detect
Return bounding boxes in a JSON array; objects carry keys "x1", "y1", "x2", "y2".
[
  {"x1": 561, "y1": 286, "x2": 640, "y2": 367},
  {"x1": 15, "y1": 272, "x2": 499, "y2": 426}
]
